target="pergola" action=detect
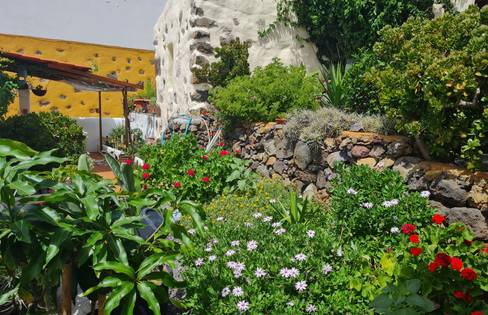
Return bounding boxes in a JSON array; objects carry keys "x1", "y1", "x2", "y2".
[{"x1": 0, "y1": 51, "x2": 140, "y2": 149}]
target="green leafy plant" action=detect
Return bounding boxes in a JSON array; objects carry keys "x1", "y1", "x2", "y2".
[
  {"x1": 346, "y1": 6, "x2": 488, "y2": 169},
  {"x1": 193, "y1": 38, "x2": 250, "y2": 88},
  {"x1": 0, "y1": 58, "x2": 18, "y2": 119},
  {"x1": 0, "y1": 112, "x2": 86, "y2": 160},
  {"x1": 320, "y1": 63, "x2": 347, "y2": 108},
  {"x1": 106, "y1": 126, "x2": 144, "y2": 155},
  {"x1": 210, "y1": 59, "x2": 322, "y2": 129},
  {"x1": 269, "y1": 190, "x2": 311, "y2": 224}
]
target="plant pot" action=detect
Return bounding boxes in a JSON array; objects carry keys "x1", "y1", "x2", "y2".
[{"x1": 32, "y1": 85, "x2": 47, "y2": 97}]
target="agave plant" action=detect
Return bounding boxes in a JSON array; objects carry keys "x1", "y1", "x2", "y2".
[
  {"x1": 269, "y1": 189, "x2": 310, "y2": 225},
  {"x1": 320, "y1": 63, "x2": 347, "y2": 108}
]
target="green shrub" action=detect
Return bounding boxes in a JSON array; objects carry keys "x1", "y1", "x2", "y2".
[
  {"x1": 210, "y1": 59, "x2": 322, "y2": 128},
  {"x1": 0, "y1": 112, "x2": 86, "y2": 159},
  {"x1": 0, "y1": 59, "x2": 17, "y2": 119},
  {"x1": 106, "y1": 126, "x2": 144, "y2": 155},
  {"x1": 284, "y1": 107, "x2": 395, "y2": 143},
  {"x1": 138, "y1": 135, "x2": 257, "y2": 203},
  {"x1": 271, "y1": 0, "x2": 447, "y2": 62},
  {"x1": 193, "y1": 38, "x2": 250, "y2": 88},
  {"x1": 320, "y1": 63, "x2": 348, "y2": 108},
  {"x1": 329, "y1": 164, "x2": 435, "y2": 238},
  {"x1": 346, "y1": 6, "x2": 488, "y2": 169}
]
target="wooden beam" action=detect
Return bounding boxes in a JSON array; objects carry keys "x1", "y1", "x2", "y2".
[{"x1": 98, "y1": 91, "x2": 103, "y2": 152}]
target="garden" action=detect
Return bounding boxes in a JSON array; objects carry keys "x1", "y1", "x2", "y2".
[{"x1": 0, "y1": 2, "x2": 487, "y2": 315}]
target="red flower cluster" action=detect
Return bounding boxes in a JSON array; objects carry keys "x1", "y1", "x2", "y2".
[
  {"x1": 142, "y1": 173, "x2": 150, "y2": 180},
  {"x1": 461, "y1": 268, "x2": 477, "y2": 282},
  {"x1": 401, "y1": 223, "x2": 416, "y2": 235},
  {"x1": 202, "y1": 176, "x2": 210, "y2": 183},
  {"x1": 410, "y1": 247, "x2": 423, "y2": 256},
  {"x1": 428, "y1": 253, "x2": 477, "y2": 282},
  {"x1": 409, "y1": 234, "x2": 420, "y2": 244},
  {"x1": 201, "y1": 155, "x2": 209, "y2": 161},
  {"x1": 174, "y1": 181, "x2": 182, "y2": 188},
  {"x1": 453, "y1": 290, "x2": 472, "y2": 302},
  {"x1": 187, "y1": 169, "x2": 195, "y2": 177},
  {"x1": 220, "y1": 150, "x2": 230, "y2": 157},
  {"x1": 142, "y1": 163, "x2": 150, "y2": 170},
  {"x1": 432, "y1": 213, "x2": 445, "y2": 225},
  {"x1": 124, "y1": 159, "x2": 133, "y2": 166},
  {"x1": 472, "y1": 311, "x2": 484, "y2": 315},
  {"x1": 218, "y1": 141, "x2": 225, "y2": 147}
]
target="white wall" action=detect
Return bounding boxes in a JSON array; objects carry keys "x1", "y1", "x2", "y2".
[
  {"x1": 75, "y1": 117, "x2": 124, "y2": 152},
  {"x1": 154, "y1": 0, "x2": 322, "y2": 126}
]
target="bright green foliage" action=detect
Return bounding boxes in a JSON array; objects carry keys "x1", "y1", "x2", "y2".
[
  {"x1": 0, "y1": 59, "x2": 17, "y2": 119},
  {"x1": 210, "y1": 59, "x2": 322, "y2": 128},
  {"x1": 138, "y1": 134, "x2": 257, "y2": 203},
  {"x1": 106, "y1": 126, "x2": 144, "y2": 155},
  {"x1": 269, "y1": 190, "x2": 310, "y2": 224},
  {"x1": 0, "y1": 112, "x2": 86, "y2": 160},
  {"x1": 193, "y1": 38, "x2": 250, "y2": 88},
  {"x1": 272, "y1": 0, "x2": 445, "y2": 62},
  {"x1": 374, "y1": 222, "x2": 488, "y2": 314},
  {"x1": 347, "y1": 6, "x2": 488, "y2": 169},
  {"x1": 320, "y1": 63, "x2": 347, "y2": 108},
  {"x1": 330, "y1": 164, "x2": 435, "y2": 238},
  {"x1": 0, "y1": 139, "x2": 204, "y2": 313}
]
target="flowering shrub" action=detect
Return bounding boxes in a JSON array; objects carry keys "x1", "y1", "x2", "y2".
[
  {"x1": 138, "y1": 135, "x2": 257, "y2": 203},
  {"x1": 330, "y1": 164, "x2": 435, "y2": 238},
  {"x1": 373, "y1": 215, "x2": 488, "y2": 314}
]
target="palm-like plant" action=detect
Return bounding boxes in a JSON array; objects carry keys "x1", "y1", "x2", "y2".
[{"x1": 320, "y1": 63, "x2": 347, "y2": 108}]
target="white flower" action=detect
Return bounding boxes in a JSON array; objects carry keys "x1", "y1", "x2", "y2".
[
  {"x1": 247, "y1": 240, "x2": 258, "y2": 251},
  {"x1": 272, "y1": 222, "x2": 282, "y2": 228},
  {"x1": 205, "y1": 246, "x2": 212, "y2": 252},
  {"x1": 295, "y1": 280, "x2": 308, "y2": 292},
  {"x1": 263, "y1": 216, "x2": 273, "y2": 222},
  {"x1": 227, "y1": 261, "x2": 237, "y2": 269},
  {"x1": 172, "y1": 210, "x2": 182, "y2": 222},
  {"x1": 232, "y1": 286, "x2": 244, "y2": 297},
  {"x1": 254, "y1": 267, "x2": 267, "y2": 278},
  {"x1": 337, "y1": 248, "x2": 344, "y2": 257},
  {"x1": 280, "y1": 267, "x2": 300, "y2": 278},
  {"x1": 306, "y1": 230, "x2": 316, "y2": 238},
  {"x1": 361, "y1": 202, "x2": 374, "y2": 209},
  {"x1": 269, "y1": 199, "x2": 276, "y2": 204},
  {"x1": 225, "y1": 250, "x2": 236, "y2": 257},
  {"x1": 287, "y1": 301, "x2": 295, "y2": 307},
  {"x1": 204, "y1": 226, "x2": 209, "y2": 231},
  {"x1": 274, "y1": 228, "x2": 287, "y2": 235},
  {"x1": 209, "y1": 255, "x2": 217, "y2": 262},
  {"x1": 237, "y1": 300, "x2": 250, "y2": 313},
  {"x1": 221, "y1": 287, "x2": 230, "y2": 297},
  {"x1": 306, "y1": 304, "x2": 317, "y2": 313},
  {"x1": 390, "y1": 226, "x2": 400, "y2": 234},
  {"x1": 420, "y1": 190, "x2": 431, "y2": 198},
  {"x1": 244, "y1": 222, "x2": 253, "y2": 228},
  {"x1": 253, "y1": 212, "x2": 263, "y2": 219},
  {"x1": 322, "y1": 263, "x2": 333, "y2": 274},
  {"x1": 383, "y1": 199, "x2": 399, "y2": 208},
  {"x1": 347, "y1": 188, "x2": 358, "y2": 195},
  {"x1": 216, "y1": 216, "x2": 224, "y2": 222},
  {"x1": 294, "y1": 253, "x2": 307, "y2": 262},
  {"x1": 234, "y1": 262, "x2": 246, "y2": 272},
  {"x1": 231, "y1": 240, "x2": 240, "y2": 247},
  {"x1": 210, "y1": 239, "x2": 219, "y2": 245},
  {"x1": 233, "y1": 270, "x2": 242, "y2": 279},
  {"x1": 195, "y1": 258, "x2": 204, "y2": 267},
  {"x1": 188, "y1": 229, "x2": 196, "y2": 235}
]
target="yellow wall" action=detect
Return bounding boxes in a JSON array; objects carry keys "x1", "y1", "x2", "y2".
[{"x1": 0, "y1": 33, "x2": 156, "y2": 117}]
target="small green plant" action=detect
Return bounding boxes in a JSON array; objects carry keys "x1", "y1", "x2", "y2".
[
  {"x1": 0, "y1": 58, "x2": 18, "y2": 119},
  {"x1": 270, "y1": 190, "x2": 310, "y2": 224},
  {"x1": 106, "y1": 126, "x2": 144, "y2": 155},
  {"x1": 210, "y1": 59, "x2": 323, "y2": 129},
  {"x1": 320, "y1": 63, "x2": 347, "y2": 108},
  {"x1": 193, "y1": 38, "x2": 250, "y2": 88}
]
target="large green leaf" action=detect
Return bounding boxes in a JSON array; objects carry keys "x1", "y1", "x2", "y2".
[
  {"x1": 12, "y1": 220, "x2": 31, "y2": 243},
  {"x1": 77, "y1": 154, "x2": 91, "y2": 172},
  {"x1": 120, "y1": 162, "x2": 135, "y2": 192},
  {"x1": 104, "y1": 282, "x2": 134, "y2": 315},
  {"x1": 0, "y1": 138, "x2": 37, "y2": 160},
  {"x1": 137, "y1": 253, "x2": 170, "y2": 280},
  {"x1": 0, "y1": 286, "x2": 18, "y2": 306},
  {"x1": 45, "y1": 229, "x2": 70, "y2": 267},
  {"x1": 104, "y1": 154, "x2": 123, "y2": 184},
  {"x1": 94, "y1": 261, "x2": 134, "y2": 279},
  {"x1": 83, "y1": 276, "x2": 127, "y2": 296},
  {"x1": 81, "y1": 195, "x2": 100, "y2": 220},
  {"x1": 8, "y1": 179, "x2": 36, "y2": 196},
  {"x1": 119, "y1": 288, "x2": 137, "y2": 315},
  {"x1": 178, "y1": 201, "x2": 205, "y2": 235},
  {"x1": 137, "y1": 282, "x2": 161, "y2": 315}
]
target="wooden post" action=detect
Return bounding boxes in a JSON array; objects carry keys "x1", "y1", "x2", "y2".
[
  {"x1": 98, "y1": 91, "x2": 103, "y2": 152},
  {"x1": 60, "y1": 263, "x2": 72, "y2": 315},
  {"x1": 122, "y1": 88, "x2": 131, "y2": 148},
  {"x1": 97, "y1": 295, "x2": 106, "y2": 315}
]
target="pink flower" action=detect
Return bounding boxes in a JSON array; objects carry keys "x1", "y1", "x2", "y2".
[
  {"x1": 247, "y1": 240, "x2": 258, "y2": 251},
  {"x1": 236, "y1": 300, "x2": 249, "y2": 313},
  {"x1": 295, "y1": 280, "x2": 307, "y2": 292},
  {"x1": 254, "y1": 268, "x2": 267, "y2": 278}
]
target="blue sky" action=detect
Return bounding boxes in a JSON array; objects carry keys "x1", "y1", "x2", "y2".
[{"x1": 0, "y1": 0, "x2": 167, "y2": 49}]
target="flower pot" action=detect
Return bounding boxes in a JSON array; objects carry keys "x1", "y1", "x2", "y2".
[{"x1": 32, "y1": 85, "x2": 47, "y2": 97}]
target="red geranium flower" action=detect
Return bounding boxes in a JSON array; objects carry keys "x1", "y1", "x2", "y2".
[
  {"x1": 409, "y1": 234, "x2": 420, "y2": 244},
  {"x1": 218, "y1": 141, "x2": 224, "y2": 147},
  {"x1": 410, "y1": 247, "x2": 422, "y2": 257},
  {"x1": 142, "y1": 173, "x2": 150, "y2": 180},
  {"x1": 142, "y1": 184, "x2": 148, "y2": 190},
  {"x1": 434, "y1": 253, "x2": 451, "y2": 268},
  {"x1": 432, "y1": 213, "x2": 445, "y2": 225},
  {"x1": 174, "y1": 181, "x2": 182, "y2": 188},
  {"x1": 202, "y1": 155, "x2": 209, "y2": 161},
  {"x1": 235, "y1": 148, "x2": 241, "y2": 154},
  {"x1": 124, "y1": 159, "x2": 133, "y2": 166},
  {"x1": 187, "y1": 169, "x2": 195, "y2": 177},
  {"x1": 142, "y1": 163, "x2": 150, "y2": 170},
  {"x1": 401, "y1": 223, "x2": 416, "y2": 235},
  {"x1": 428, "y1": 261, "x2": 440, "y2": 273},
  {"x1": 220, "y1": 150, "x2": 229, "y2": 157},
  {"x1": 460, "y1": 268, "x2": 477, "y2": 282},
  {"x1": 450, "y1": 257, "x2": 463, "y2": 272},
  {"x1": 453, "y1": 291, "x2": 465, "y2": 299},
  {"x1": 482, "y1": 244, "x2": 488, "y2": 254},
  {"x1": 202, "y1": 176, "x2": 210, "y2": 183},
  {"x1": 471, "y1": 311, "x2": 484, "y2": 315}
]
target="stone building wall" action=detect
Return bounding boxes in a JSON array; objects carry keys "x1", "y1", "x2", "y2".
[{"x1": 153, "y1": 0, "x2": 322, "y2": 126}]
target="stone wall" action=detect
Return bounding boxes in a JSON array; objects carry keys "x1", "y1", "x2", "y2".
[
  {"x1": 153, "y1": 0, "x2": 322, "y2": 126},
  {"x1": 228, "y1": 122, "x2": 488, "y2": 239}
]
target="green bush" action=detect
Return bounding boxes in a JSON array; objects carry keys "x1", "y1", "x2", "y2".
[
  {"x1": 193, "y1": 38, "x2": 250, "y2": 88},
  {"x1": 0, "y1": 112, "x2": 86, "y2": 159},
  {"x1": 271, "y1": 0, "x2": 447, "y2": 62},
  {"x1": 0, "y1": 59, "x2": 17, "y2": 119},
  {"x1": 138, "y1": 134, "x2": 257, "y2": 203},
  {"x1": 106, "y1": 126, "x2": 144, "y2": 155},
  {"x1": 345, "y1": 6, "x2": 488, "y2": 169},
  {"x1": 210, "y1": 59, "x2": 322, "y2": 128},
  {"x1": 330, "y1": 164, "x2": 435, "y2": 238}
]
